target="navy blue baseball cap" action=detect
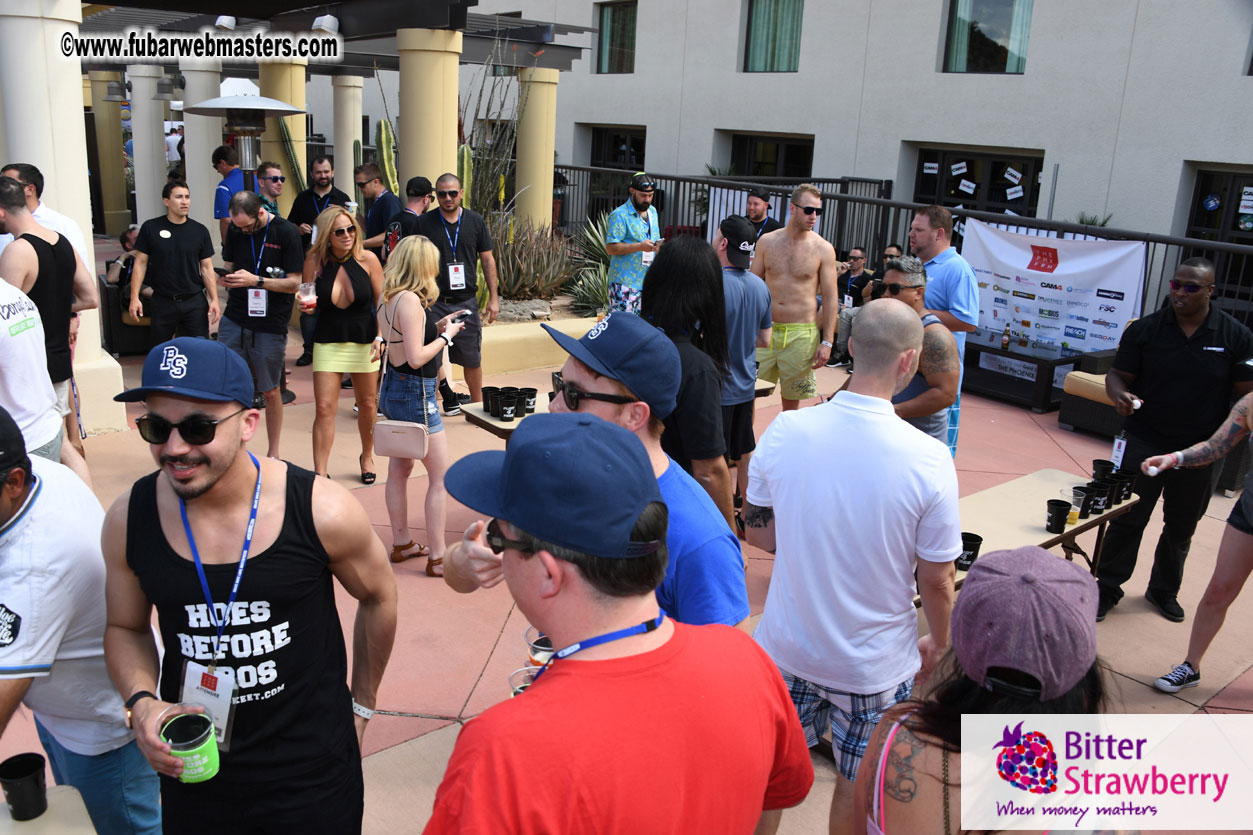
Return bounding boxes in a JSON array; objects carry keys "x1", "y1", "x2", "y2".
[
  {"x1": 115, "y1": 338, "x2": 254, "y2": 407},
  {"x1": 445, "y1": 413, "x2": 664, "y2": 559},
  {"x1": 542, "y1": 313, "x2": 681, "y2": 420}
]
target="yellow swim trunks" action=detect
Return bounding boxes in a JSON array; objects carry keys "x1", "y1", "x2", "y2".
[{"x1": 756, "y1": 322, "x2": 819, "y2": 401}]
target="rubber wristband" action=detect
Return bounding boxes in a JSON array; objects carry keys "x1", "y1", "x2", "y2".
[
  {"x1": 1172, "y1": 451, "x2": 1184, "y2": 468},
  {"x1": 820, "y1": 340, "x2": 833, "y2": 348},
  {"x1": 352, "y1": 700, "x2": 374, "y2": 720},
  {"x1": 440, "y1": 332, "x2": 454, "y2": 347}
]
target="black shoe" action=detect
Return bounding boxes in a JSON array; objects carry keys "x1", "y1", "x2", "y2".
[
  {"x1": 295, "y1": 352, "x2": 313, "y2": 367},
  {"x1": 1144, "y1": 589, "x2": 1185, "y2": 622},
  {"x1": 828, "y1": 353, "x2": 852, "y2": 368},
  {"x1": 456, "y1": 393, "x2": 471, "y2": 404},
  {"x1": 442, "y1": 397, "x2": 462, "y2": 416},
  {"x1": 340, "y1": 377, "x2": 353, "y2": 389},
  {"x1": 1154, "y1": 661, "x2": 1200, "y2": 693},
  {"x1": 1096, "y1": 596, "x2": 1116, "y2": 622}
]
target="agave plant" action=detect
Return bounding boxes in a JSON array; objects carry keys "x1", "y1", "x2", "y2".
[
  {"x1": 487, "y1": 214, "x2": 578, "y2": 301},
  {"x1": 568, "y1": 262, "x2": 609, "y2": 318}
]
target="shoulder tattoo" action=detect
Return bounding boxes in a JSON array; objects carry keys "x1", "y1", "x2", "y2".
[{"x1": 883, "y1": 724, "x2": 926, "y2": 804}]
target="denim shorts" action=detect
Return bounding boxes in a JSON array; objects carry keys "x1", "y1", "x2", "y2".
[{"x1": 380, "y1": 368, "x2": 443, "y2": 434}]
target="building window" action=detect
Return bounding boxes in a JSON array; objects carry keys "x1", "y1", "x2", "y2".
[
  {"x1": 597, "y1": 2, "x2": 637, "y2": 74},
  {"x1": 1184, "y1": 169, "x2": 1253, "y2": 326},
  {"x1": 744, "y1": 0, "x2": 804, "y2": 73},
  {"x1": 944, "y1": 0, "x2": 1033, "y2": 73},
  {"x1": 590, "y1": 127, "x2": 645, "y2": 170},
  {"x1": 912, "y1": 148, "x2": 1043, "y2": 220},
  {"x1": 730, "y1": 133, "x2": 813, "y2": 177}
]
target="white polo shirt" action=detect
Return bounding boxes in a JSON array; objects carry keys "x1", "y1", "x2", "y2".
[
  {"x1": 747, "y1": 391, "x2": 961, "y2": 693},
  {"x1": 0, "y1": 281, "x2": 60, "y2": 452},
  {"x1": 0, "y1": 457, "x2": 133, "y2": 755}
]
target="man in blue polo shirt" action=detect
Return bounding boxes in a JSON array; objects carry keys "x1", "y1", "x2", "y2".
[
  {"x1": 909, "y1": 205, "x2": 977, "y2": 457},
  {"x1": 605, "y1": 173, "x2": 662, "y2": 314},
  {"x1": 212, "y1": 145, "x2": 244, "y2": 246}
]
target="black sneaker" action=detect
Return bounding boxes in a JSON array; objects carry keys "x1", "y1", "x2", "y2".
[
  {"x1": 442, "y1": 396, "x2": 462, "y2": 416},
  {"x1": 341, "y1": 377, "x2": 353, "y2": 389},
  {"x1": 1154, "y1": 661, "x2": 1199, "y2": 693},
  {"x1": 1096, "y1": 596, "x2": 1116, "y2": 622},
  {"x1": 295, "y1": 352, "x2": 313, "y2": 367},
  {"x1": 1145, "y1": 589, "x2": 1185, "y2": 622}
]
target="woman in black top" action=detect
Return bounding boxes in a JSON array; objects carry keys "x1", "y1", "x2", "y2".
[
  {"x1": 301, "y1": 206, "x2": 383, "y2": 482},
  {"x1": 374, "y1": 236, "x2": 465, "y2": 576}
]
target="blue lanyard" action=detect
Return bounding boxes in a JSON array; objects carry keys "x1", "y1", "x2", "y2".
[
  {"x1": 249, "y1": 221, "x2": 270, "y2": 277},
  {"x1": 531, "y1": 615, "x2": 664, "y2": 682},
  {"x1": 179, "y1": 452, "x2": 262, "y2": 668},
  {"x1": 755, "y1": 217, "x2": 768, "y2": 236},
  {"x1": 441, "y1": 210, "x2": 462, "y2": 254},
  {"x1": 313, "y1": 190, "x2": 334, "y2": 215}
]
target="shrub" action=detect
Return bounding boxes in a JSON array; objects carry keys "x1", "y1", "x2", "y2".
[{"x1": 487, "y1": 213, "x2": 577, "y2": 301}]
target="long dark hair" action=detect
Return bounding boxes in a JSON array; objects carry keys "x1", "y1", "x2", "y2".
[
  {"x1": 640, "y1": 235, "x2": 729, "y2": 379},
  {"x1": 903, "y1": 651, "x2": 1108, "y2": 752}
]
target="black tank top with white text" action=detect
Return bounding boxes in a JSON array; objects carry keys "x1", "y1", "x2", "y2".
[{"x1": 125, "y1": 464, "x2": 355, "y2": 779}]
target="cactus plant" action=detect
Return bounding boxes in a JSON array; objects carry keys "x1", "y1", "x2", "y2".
[
  {"x1": 457, "y1": 143, "x2": 473, "y2": 204},
  {"x1": 374, "y1": 119, "x2": 399, "y2": 195},
  {"x1": 352, "y1": 139, "x2": 362, "y2": 205},
  {"x1": 277, "y1": 118, "x2": 306, "y2": 193}
]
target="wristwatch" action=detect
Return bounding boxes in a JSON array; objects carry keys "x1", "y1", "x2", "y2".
[
  {"x1": 256, "y1": 275, "x2": 265, "y2": 288},
  {"x1": 125, "y1": 690, "x2": 156, "y2": 729}
]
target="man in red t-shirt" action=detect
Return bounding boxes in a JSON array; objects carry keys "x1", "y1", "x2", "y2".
[{"x1": 427, "y1": 413, "x2": 813, "y2": 833}]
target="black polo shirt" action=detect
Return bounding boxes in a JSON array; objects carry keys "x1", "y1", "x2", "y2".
[
  {"x1": 753, "y1": 216, "x2": 783, "y2": 238},
  {"x1": 418, "y1": 207, "x2": 494, "y2": 302},
  {"x1": 1114, "y1": 304, "x2": 1253, "y2": 449},
  {"x1": 365, "y1": 190, "x2": 403, "y2": 251},
  {"x1": 221, "y1": 216, "x2": 305, "y2": 334},
  {"x1": 287, "y1": 186, "x2": 350, "y2": 250},
  {"x1": 135, "y1": 215, "x2": 213, "y2": 297}
]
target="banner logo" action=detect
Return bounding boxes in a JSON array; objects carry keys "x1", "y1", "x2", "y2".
[
  {"x1": 1028, "y1": 245, "x2": 1060, "y2": 273},
  {"x1": 1038, "y1": 309, "x2": 1060, "y2": 319},
  {"x1": 1098, "y1": 304, "x2": 1118, "y2": 313},
  {"x1": 1091, "y1": 319, "x2": 1120, "y2": 330},
  {"x1": 1067, "y1": 314, "x2": 1090, "y2": 323},
  {"x1": 1015, "y1": 276, "x2": 1036, "y2": 287},
  {"x1": 1013, "y1": 291, "x2": 1037, "y2": 300},
  {"x1": 993, "y1": 297, "x2": 1009, "y2": 307},
  {"x1": 1065, "y1": 326, "x2": 1088, "y2": 339},
  {"x1": 996, "y1": 722, "x2": 1059, "y2": 794},
  {"x1": 1040, "y1": 281, "x2": 1063, "y2": 291},
  {"x1": 1096, "y1": 288, "x2": 1125, "y2": 301}
]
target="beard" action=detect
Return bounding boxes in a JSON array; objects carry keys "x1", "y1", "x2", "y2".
[
  {"x1": 315, "y1": 174, "x2": 332, "y2": 187},
  {"x1": 160, "y1": 450, "x2": 232, "y2": 500},
  {"x1": 631, "y1": 195, "x2": 651, "y2": 212}
]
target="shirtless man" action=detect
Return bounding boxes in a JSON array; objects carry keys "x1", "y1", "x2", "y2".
[{"x1": 751, "y1": 183, "x2": 838, "y2": 410}]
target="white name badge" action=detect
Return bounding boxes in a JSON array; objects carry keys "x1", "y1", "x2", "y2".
[
  {"x1": 310, "y1": 223, "x2": 317, "y2": 242},
  {"x1": 248, "y1": 288, "x2": 268, "y2": 317},
  {"x1": 448, "y1": 262, "x2": 466, "y2": 291},
  {"x1": 180, "y1": 660, "x2": 238, "y2": 748},
  {"x1": 641, "y1": 249, "x2": 656, "y2": 267},
  {"x1": 843, "y1": 294, "x2": 854, "y2": 308}
]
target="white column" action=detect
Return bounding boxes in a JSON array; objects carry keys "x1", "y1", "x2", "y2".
[
  {"x1": 180, "y1": 58, "x2": 223, "y2": 255},
  {"x1": 0, "y1": 0, "x2": 125, "y2": 432},
  {"x1": 127, "y1": 65, "x2": 166, "y2": 226},
  {"x1": 332, "y1": 75, "x2": 362, "y2": 198}
]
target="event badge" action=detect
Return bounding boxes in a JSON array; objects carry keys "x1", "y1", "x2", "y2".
[
  {"x1": 310, "y1": 224, "x2": 317, "y2": 243},
  {"x1": 843, "y1": 293, "x2": 854, "y2": 308},
  {"x1": 641, "y1": 247, "x2": 656, "y2": 267},
  {"x1": 1111, "y1": 430, "x2": 1127, "y2": 469},
  {"x1": 180, "y1": 659, "x2": 238, "y2": 749},
  {"x1": 448, "y1": 262, "x2": 466, "y2": 291},
  {"x1": 247, "y1": 288, "x2": 267, "y2": 317}
]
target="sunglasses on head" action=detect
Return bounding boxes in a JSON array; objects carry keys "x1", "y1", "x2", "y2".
[
  {"x1": 332, "y1": 226, "x2": 356, "y2": 237},
  {"x1": 1169, "y1": 279, "x2": 1211, "y2": 294},
  {"x1": 885, "y1": 282, "x2": 925, "y2": 295},
  {"x1": 550, "y1": 371, "x2": 637, "y2": 412},
  {"x1": 792, "y1": 204, "x2": 824, "y2": 217},
  {"x1": 135, "y1": 407, "x2": 246, "y2": 445},
  {"x1": 436, "y1": 189, "x2": 460, "y2": 198},
  {"x1": 486, "y1": 518, "x2": 532, "y2": 555},
  {"x1": 261, "y1": 175, "x2": 285, "y2": 183}
]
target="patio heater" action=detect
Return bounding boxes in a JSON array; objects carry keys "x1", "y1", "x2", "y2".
[{"x1": 182, "y1": 95, "x2": 304, "y2": 191}]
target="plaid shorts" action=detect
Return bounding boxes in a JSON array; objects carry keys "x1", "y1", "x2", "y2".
[{"x1": 779, "y1": 669, "x2": 913, "y2": 780}]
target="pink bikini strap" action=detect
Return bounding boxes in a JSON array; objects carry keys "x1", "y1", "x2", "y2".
[{"x1": 873, "y1": 716, "x2": 909, "y2": 829}]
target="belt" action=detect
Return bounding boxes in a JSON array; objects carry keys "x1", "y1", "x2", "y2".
[
  {"x1": 438, "y1": 294, "x2": 474, "y2": 305},
  {"x1": 157, "y1": 291, "x2": 204, "y2": 302}
]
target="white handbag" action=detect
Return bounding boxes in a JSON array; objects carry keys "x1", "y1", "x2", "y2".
[{"x1": 373, "y1": 298, "x2": 430, "y2": 460}]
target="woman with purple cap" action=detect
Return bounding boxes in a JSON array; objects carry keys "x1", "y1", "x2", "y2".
[{"x1": 852, "y1": 546, "x2": 1107, "y2": 835}]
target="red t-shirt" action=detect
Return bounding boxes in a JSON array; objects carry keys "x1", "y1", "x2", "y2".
[{"x1": 424, "y1": 622, "x2": 813, "y2": 834}]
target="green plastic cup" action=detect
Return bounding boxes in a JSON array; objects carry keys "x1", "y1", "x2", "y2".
[{"x1": 160, "y1": 712, "x2": 219, "y2": 783}]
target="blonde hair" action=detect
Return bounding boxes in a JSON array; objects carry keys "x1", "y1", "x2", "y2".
[
  {"x1": 381, "y1": 235, "x2": 439, "y2": 307},
  {"x1": 790, "y1": 183, "x2": 821, "y2": 204},
  {"x1": 309, "y1": 205, "x2": 364, "y2": 265}
]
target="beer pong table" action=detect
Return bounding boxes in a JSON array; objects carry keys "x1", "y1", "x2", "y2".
[
  {"x1": 464, "y1": 379, "x2": 776, "y2": 440},
  {"x1": 0, "y1": 786, "x2": 94, "y2": 832}
]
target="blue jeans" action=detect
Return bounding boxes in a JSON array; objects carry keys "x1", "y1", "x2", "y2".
[{"x1": 35, "y1": 719, "x2": 161, "y2": 835}]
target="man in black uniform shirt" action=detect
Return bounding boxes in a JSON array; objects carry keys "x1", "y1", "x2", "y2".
[
  {"x1": 220, "y1": 191, "x2": 304, "y2": 459},
  {"x1": 355, "y1": 163, "x2": 402, "y2": 258},
  {"x1": 1096, "y1": 258, "x2": 1253, "y2": 623},
  {"x1": 129, "y1": 181, "x2": 218, "y2": 341},
  {"x1": 287, "y1": 156, "x2": 350, "y2": 366},
  {"x1": 745, "y1": 186, "x2": 784, "y2": 239},
  {"x1": 381, "y1": 176, "x2": 433, "y2": 264},
  {"x1": 418, "y1": 173, "x2": 500, "y2": 405},
  {"x1": 101, "y1": 337, "x2": 397, "y2": 834}
]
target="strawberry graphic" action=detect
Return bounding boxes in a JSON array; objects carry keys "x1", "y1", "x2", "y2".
[{"x1": 994, "y1": 722, "x2": 1058, "y2": 794}]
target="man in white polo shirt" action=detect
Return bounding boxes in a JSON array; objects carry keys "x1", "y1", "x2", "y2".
[{"x1": 743, "y1": 299, "x2": 959, "y2": 835}]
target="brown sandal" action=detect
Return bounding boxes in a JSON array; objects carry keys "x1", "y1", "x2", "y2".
[
  {"x1": 390, "y1": 541, "x2": 431, "y2": 563},
  {"x1": 425, "y1": 555, "x2": 444, "y2": 577}
]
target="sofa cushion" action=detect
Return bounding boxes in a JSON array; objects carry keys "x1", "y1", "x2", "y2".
[{"x1": 1062, "y1": 371, "x2": 1114, "y2": 406}]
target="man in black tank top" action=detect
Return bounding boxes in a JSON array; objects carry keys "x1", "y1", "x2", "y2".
[
  {"x1": 101, "y1": 338, "x2": 398, "y2": 834},
  {"x1": 0, "y1": 175, "x2": 97, "y2": 411}
]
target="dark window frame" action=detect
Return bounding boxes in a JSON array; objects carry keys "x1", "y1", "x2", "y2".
[
  {"x1": 743, "y1": 0, "x2": 805, "y2": 73},
  {"x1": 942, "y1": 0, "x2": 1034, "y2": 75},
  {"x1": 596, "y1": 1, "x2": 638, "y2": 75}
]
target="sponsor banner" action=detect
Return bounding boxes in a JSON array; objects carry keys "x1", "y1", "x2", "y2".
[
  {"x1": 962, "y1": 714, "x2": 1253, "y2": 830},
  {"x1": 962, "y1": 219, "x2": 1144, "y2": 359},
  {"x1": 978, "y1": 352, "x2": 1038, "y2": 382},
  {"x1": 704, "y1": 187, "x2": 787, "y2": 247}
]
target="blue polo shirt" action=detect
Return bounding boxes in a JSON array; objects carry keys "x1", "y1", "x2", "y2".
[
  {"x1": 605, "y1": 200, "x2": 660, "y2": 292},
  {"x1": 214, "y1": 167, "x2": 245, "y2": 219},
  {"x1": 922, "y1": 247, "x2": 978, "y2": 358}
]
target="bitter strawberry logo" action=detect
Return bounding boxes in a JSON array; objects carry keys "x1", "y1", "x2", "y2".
[
  {"x1": 1027, "y1": 245, "x2": 1059, "y2": 273},
  {"x1": 995, "y1": 722, "x2": 1059, "y2": 794}
]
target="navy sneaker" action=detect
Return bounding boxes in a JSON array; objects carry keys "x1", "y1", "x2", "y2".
[{"x1": 1154, "y1": 661, "x2": 1199, "y2": 693}]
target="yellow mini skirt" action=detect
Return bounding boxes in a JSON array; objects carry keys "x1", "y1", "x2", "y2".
[{"x1": 312, "y1": 341, "x2": 380, "y2": 374}]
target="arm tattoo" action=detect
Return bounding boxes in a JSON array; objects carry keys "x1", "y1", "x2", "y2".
[
  {"x1": 919, "y1": 327, "x2": 960, "y2": 376},
  {"x1": 743, "y1": 502, "x2": 774, "y2": 529},
  {"x1": 883, "y1": 724, "x2": 926, "y2": 803},
  {"x1": 1179, "y1": 399, "x2": 1251, "y2": 467}
]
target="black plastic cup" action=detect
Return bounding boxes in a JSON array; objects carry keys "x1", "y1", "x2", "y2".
[
  {"x1": 1094, "y1": 477, "x2": 1120, "y2": 506},
  {"x1": 480, "y1": 386, "x2": 499, "y2": 406},
  {"x1": 521, "y1": 387, "x2": 538, "y2": 414},
  {"x1": 500, "y1": 394, "x2": 517, "y2": 422},
  {"x1": 1074, "y1": 486, "x2": 1095, "y2": 519},
  {"x1": 1111, "y1": 472, "x2": 1136, "y2": 503},
  {"x1": 1092, "y1": 459, "x2": 1115, "y2": 479},
  {"x1": 1046, "y1": 499, "x2": 1070, "y2": 533},
  {"x1": 956, "y1": 532, "x2": 983, "y2": 571},
  {"x1": 0, "y1": 753, "x2": 46, "y2": 821},
  {"x1": 487, "y1": 390, "x2": 502, "y2": 419},
  {"x1": 1086, "y1": 481, "x2": 1109, "y2": 513}
]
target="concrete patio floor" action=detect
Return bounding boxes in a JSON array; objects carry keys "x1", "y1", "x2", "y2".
[{"x1": 6, "y1": 286, "x2": 1253, "y2": 832}]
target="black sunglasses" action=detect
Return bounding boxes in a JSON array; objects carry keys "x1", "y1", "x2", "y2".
[
  {"x1": 354, "y1": 179, "x2": 371, "y2": 188},
  {"x1": 550, "y1": 372, "x2": 636, "y2": 412},
  {"x1": 792, "y1": 204, "x2": 824, "y2": 216},
  {"x1": 136, "y1": 407, "x2": 247, "y2": 445},
  {"x1": 436, "y1": 189, "x2": 460, "y2": 198},
  {"x1": 260, "y1": 175, "x2": 285, "y2": 183},
  {"x1": 486, "y1": 518, "x2": 532, "y2": 555},
  {"x1": 885, "y1": 282, "x2": 926, "y2": 295},
  {"x1": 1169, "y1": 279, "x2": 1211, "y2": 294}
]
